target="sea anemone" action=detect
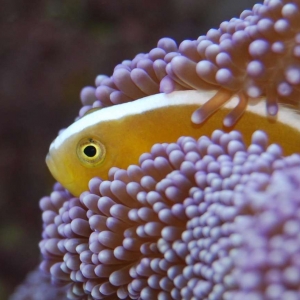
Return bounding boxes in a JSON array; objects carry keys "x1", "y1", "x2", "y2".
[
  {"x1": 79, "y1": 0, "x2": 300, "y2": 127},
  {"x1": 39, "y1": 0, "x2": 300, "y2": 299},
  {"x1": 40, "y1": 130, "x2": 300, "y2": 299},
  {"x1": 9, "y1": 267, "x2": 68, "y2": 300},
  {"x1": 228, "y1": 164, "x2": 300, "y2": 300}
]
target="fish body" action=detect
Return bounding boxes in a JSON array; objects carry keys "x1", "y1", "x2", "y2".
[{"x1": 47, "y1": 90, "x2": 300, "y2": 196}]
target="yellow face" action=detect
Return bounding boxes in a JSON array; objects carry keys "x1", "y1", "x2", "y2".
[
  {"x1": 46, "y1": 107, "x2": 156, "y2": 197},
  {"x1": 46, "y1": 134, "x2": 110, "y2": 196}
]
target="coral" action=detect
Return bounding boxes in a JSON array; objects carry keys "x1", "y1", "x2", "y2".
[
  {"x1": 39, "y1": 130, "x2": 300, "y2": 299},
  {"x1": 78, "y1": 0, "x2": 300, "y2": 126}
]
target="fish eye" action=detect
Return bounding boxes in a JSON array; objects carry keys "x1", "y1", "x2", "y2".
[
  {"x1": 77, "y1": 137, "x2": 106, "y2": 167},
  {"x1": 83, "y1": 145, "x2": 97, "y2": 157}
]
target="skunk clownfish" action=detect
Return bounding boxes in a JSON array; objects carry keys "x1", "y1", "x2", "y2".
[{"x1": 46, "y1": 90, "x2": 300, "y2": 197}]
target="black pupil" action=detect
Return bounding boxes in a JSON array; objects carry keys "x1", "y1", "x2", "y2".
[{"x1": 84, "y1": 145, "x2": 97, "y2": 157}]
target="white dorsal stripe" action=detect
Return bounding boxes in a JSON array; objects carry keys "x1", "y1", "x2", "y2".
[
  {"x1": 50, "y1": 90, "x2": 300, "y2": 151},
  {"x1": 50, "y1": 90, "x2": 216, "y2": 150}
]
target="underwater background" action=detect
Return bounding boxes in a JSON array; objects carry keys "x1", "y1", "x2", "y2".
[{"x1": 0, "y1": 0, "x2": 259, "y2": 298}]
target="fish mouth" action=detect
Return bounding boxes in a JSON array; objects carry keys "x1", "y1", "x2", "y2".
[{"x1": 46, "y1": 152, "x2": 74, "y2": 187}]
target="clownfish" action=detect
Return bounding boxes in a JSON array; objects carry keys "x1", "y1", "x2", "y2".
[{"x1": 46, "y1": 90, "x2": 300, "y2": 197}]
